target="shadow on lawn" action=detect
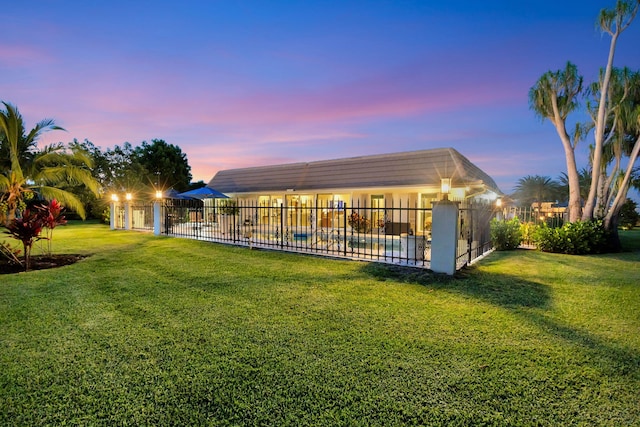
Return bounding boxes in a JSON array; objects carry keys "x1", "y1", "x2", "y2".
[
  {"x1": 525, "y1": 311, "x2": 640, "y2": 379},
  {"x1": 361, "y1": 262, "x2": 552, "y2": 309},
  {"x1": 361, "y1": 262, "x2": 640, "y2": 379}
]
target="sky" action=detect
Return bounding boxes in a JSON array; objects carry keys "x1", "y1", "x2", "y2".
[{"x1": 2, "y1": 0, "x2": 640, "y2": 197}]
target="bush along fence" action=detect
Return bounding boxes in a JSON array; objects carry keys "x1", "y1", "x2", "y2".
[
  {"x1": 496, "y1": 206, "x2": 565, "y2": 246},
  {"x1": 491, "y1": 206, "x2": 613, "y2": 255},
  {"x1": 110, "y1": 198, "x2": 495, "y2": 275}
]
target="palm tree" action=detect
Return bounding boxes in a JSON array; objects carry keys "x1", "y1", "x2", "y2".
[
  {"x1": 512, "y1": 175, "x2": 562, "y2": 210},
  {"x1": 529, "y1": 62, "x2": 585, "y2": 222},
  {"x1": 583, "y1": 0, "x2": 639, "y2": 221},
  {"x1": 0, "y1": 102, "x2": 99, "y2": 225},
  {"x1": 558, "y1": 168, "x2": 591, "y2": 205}
]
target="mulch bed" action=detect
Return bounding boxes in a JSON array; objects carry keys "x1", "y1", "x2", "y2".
[{"x1": 0, "y1": 254, "x2": 87, "y2": 274}]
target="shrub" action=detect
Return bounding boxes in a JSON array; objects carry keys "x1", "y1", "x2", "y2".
[
  {"x1": 534, "y1": 220, "x2": 607, "y2": 255},
  {"x1": 40, "y1": 199, "x2": 67, "y2": 255},
  {"x1": 348, "y1": 212, "x2": 371, "y2": 233},
  {"x1": 3, "y1": 199, "x2": 69, "y2": 270},
  {"x1": 490, "y1": 218, "x2": 523, "y2": 250},
  {"x1": 520, "y1": 222, "x2": 537, "y2": 246},
  {"x1": 4, "y1": 208, "x2": 45, "y2": 271},
  {"x1": 100, "y1": 207, "x2": 110, "y2": 224},
  {"x1": 618, "y1": 199, "x2": 639, "y2": 230}
]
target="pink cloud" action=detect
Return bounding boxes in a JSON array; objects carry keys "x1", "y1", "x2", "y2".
[{"x1": 0, "y1": 43, "x2": 52, "y2": 66}]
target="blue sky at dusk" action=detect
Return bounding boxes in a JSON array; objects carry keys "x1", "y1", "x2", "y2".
[{"x1": 2, "y1": 1, "x2": 640, "y2": 196}]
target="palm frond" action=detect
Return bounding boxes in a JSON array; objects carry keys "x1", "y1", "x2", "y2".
[
  {"x1": 35, "y1": 186, "x2": 86, "y2": 219},
  {"x1": 33, "y1": 165, "x2": 100, "y2": 197}
]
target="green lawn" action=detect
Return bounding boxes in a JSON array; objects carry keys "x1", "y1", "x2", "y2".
[{"x1": 1, "y1": 223, "x2": 639, "y2": 426}]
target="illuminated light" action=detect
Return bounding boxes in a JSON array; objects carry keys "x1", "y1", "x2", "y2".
[
  {"x1": 125, "y1": 193, "x2": 132, "y2": 201},
  {"x1": 496, "y1": 198, "x2": 502, "y2": 207},
  {"x1": 111, "y1": 194, "x2": 119, "y2": 202},
  {"x1": 155, "y1": 190, "x2": 163, "y2": 199},
  {"x1": 440, "y1": 178, "x2": 451, "y2": 194}
]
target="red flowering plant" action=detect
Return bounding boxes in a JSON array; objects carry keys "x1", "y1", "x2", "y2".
[
  {"x1": 348, "y1": 211, "x2": 371, "y2": 233},
  {"x1": 4, "y1": 208, "x2": 45, "y2": 271},
  {"x1": 3, "y1": 199, "x2": 68, "y2": 271},
  {"x1": 40, "y1": 199, "x2": 67, "y2": 255}
]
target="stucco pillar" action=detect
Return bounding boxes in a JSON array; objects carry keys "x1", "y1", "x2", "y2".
[
  {"x1": 153, "y1": 201, "x2": 162, "y2": 236},
  {"x1": 110, "y1": 201, "x2": 117, "y2": 230},
  {"x1": 124, "y1": 201, "x2": 132, "y2": 230},
  {"x1": 431, "y1": 200, "x2": 459, "y2": 275}
]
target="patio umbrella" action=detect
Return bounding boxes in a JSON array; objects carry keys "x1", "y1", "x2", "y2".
[
  {"x1": 163, "y1": 189, "x2": 194, "y2": 199},
  {"x1": 178, "y1": 186, "x2": 229, "y2": 199}
]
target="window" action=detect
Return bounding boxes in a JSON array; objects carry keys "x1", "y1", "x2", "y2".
[
  {"x1": 419, "y1": 193, "x2": 437, "y2": 235},
  {"x1": 371, "y1": 195, "x2": 385, "y2": 228}
]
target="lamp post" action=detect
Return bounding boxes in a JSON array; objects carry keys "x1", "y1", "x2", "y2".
[
  {"x1": 154, "y1": 190, "x2": 163, "y2": 236},
  {"x1": 440, "y1": 178, "x2": 451, "y2": 201}
]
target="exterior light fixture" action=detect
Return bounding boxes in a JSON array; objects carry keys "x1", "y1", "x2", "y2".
[
  {"x1": 111, "y1": 194, "x2": 119, "y2": 202},
  {"x1": 496, "y1": 198, "x2": 502, "y2": 207},
  {"x1": 125, "y1": 193, "x2": 132, "y2": 201},
  {"x1": 155, "y1": 190, "x2": 163, "y2": 199},
  {"x1": 441, "y1": 178, "x2": 451, "y2": 201}
]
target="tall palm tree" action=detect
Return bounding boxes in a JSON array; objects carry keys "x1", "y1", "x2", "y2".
[
  {"x1": 0, "y1": 102, "x2": 99, "y2": 225},
  {"x1": 583, "y1": 0, "x2": 639, "y2": 221},
  {"x1": 512, "y1": 175, "x2": 562, "y2": 210},
  {"x1": 529, "y1": 62, "x2": 585, "y2": 222},
  {"x1": 558, "y1": 168, "x2": 591, "y2": 206}
]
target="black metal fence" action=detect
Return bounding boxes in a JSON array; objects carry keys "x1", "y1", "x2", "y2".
[
  {"x1": 501, "y1": 206, "x2": 565, "y2": 228},
  {"x1": 112, "y1": 204, "x2": 125, "y2": 229},
  {"x1": 131, "y1": 204, "x2": 154, "y2": 231},
  {"x1": 499, "y1": 206, "x2": 566, "y2": 247},
  {"x1": 457, "y1": 204, "x2": 494, "y2": 269},
  {"x1": 156, "y1": 198, "x2": 495, "y2": 270}
]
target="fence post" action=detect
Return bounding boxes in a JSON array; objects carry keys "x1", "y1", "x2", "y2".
[
  {"x1": 153, "y1": 201, "x2": 162, "y2": 236},
  {"x1": 431, "y1": 200, "x2": 459, "y2": 275},
  {"x1": 467, "y1": 204, "x2": 474, "y2": 265},
  {"x1": 124, "y1": 200, "x2": 132, "y2": 230},
  {"x1": 110, "y1": 201, "x2": 117, "y2": 230}
]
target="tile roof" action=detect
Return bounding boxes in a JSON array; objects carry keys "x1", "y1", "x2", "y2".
[{"x1": 208, "y1": 147, "x2": 500, "y2": 194}]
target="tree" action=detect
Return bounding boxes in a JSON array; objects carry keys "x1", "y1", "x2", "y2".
[
  {"x1": 530, "y1": 0, "x2": 640, "y2": 239},
  {"x1": 511, "y1": 175, "x2": 562, "y2": 209},
  {"x1": 134, "y1": 139, "x2": 192, "y2": 193},
  {"x1": 0, "y1": 102, "x2": 99, "y2": 225},
  {"x1": 599, "y1": 70, "x2": 640, "y2": 230},
  {"x1": 102, "y1": 142, "x2": 150, "y2": 195},
  {"x1": 618, "y1": 198, "x2": 640, "y2": 228},
  {"x1": 558, "y1": 168, "x2": 592, "y2": 205},
  {"x1": 529, "y1": 62, "x2": 586, "y2": 222},
  {"x1": 188, "y1": 180, "x2": 207, "y2": 191},
  {"x1": 583, "y1": 0, "x2": 640, "y2": 221}
]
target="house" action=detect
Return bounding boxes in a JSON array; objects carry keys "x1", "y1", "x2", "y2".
[{"x1": 206, "y1": 147, "x2": 501, "y2": 236}]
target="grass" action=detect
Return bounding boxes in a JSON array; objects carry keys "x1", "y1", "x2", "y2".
[{"x1": 1, "y1": 222, "x2": 639, "y2": 426}]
